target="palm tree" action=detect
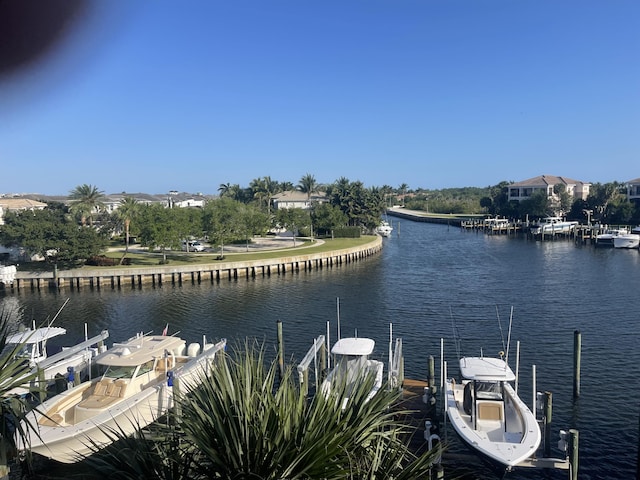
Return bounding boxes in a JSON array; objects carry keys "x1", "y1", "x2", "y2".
[
  {"x1": 297, "y1": 173, "x2": 318, "y2": 203},
  {"x1": 250, "y1": 176, "x2": 279, "y2": 215},
  {"x1": 217, "y1": 183, "x2": 231, "y2": 197},
  {"x1": 0, "y1": 308, "x2": 45, "y2": 478},
  {"x1": 69, "y1": 184, "x2": 105, "y2": 227},
  {"x1": 398, "y1": 183, "x2": 409, "y2": 207},
  {"x1": 82, "y1": 342, "x2": 440, "y2": 479},
  {"x1": 115, "y1": 196, "x2": 139, "y2": 261}
]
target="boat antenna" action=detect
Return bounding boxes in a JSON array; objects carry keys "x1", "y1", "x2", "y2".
[
  {"x1": 449, "y1": 307, "x2": 462, "y2": 362},
  {"x1": 336, "y1": 297, "x2": 341, "y2": 341},
  {"x1": 326, "y1": 320, "x2": 331, "y2": 369},
  {"x1": 505, "y1": 306, "x2": 514, "y2": 367},
  {"x1": 496, "y1": 305, "x2": 507, "y2": 354},
  {"x1": 48, "y1": 298, "x2": 70, "y2": 327}
]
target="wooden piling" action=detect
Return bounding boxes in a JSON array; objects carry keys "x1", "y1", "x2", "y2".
[
  {"x1": 573, "y1": 330, "x2": 581, "y2": 398},
  {"x1": 569, "y1": 429, "x2": 579, "y2": 480},
  {"x1": 38, "y1": 368, "x2": 46, "y2": 404},
  {"x1": 428, "y1": 355, "x2": 436, "y2": 395},
  {"x1": 543, "y1": 391, "x2": 553, "y2": 458},
  {"x1": 277, "y1": 320, "x2": 285, "y2": 382}
]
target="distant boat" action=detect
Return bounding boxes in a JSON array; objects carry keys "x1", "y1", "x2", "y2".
[
  {"x1": 529, "y1": 217, "x2": 578, "y2": 235},
  {"x1": 614, "y1": 232, "x2": 640, "y2": 249},
  {"x1": 376, "y1": 220, "x2": 393, "y2": 237},
  {"x1": 595, "y1": 228, "x2": 632, "y2": 247}
]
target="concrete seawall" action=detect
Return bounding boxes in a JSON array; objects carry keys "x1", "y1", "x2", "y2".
[
  {"x1": 387, "y1": 208, "x2": 465, "y2": 226},
  {"x1": 8, "y1": 236, "x2": 383, "y2": 292}
]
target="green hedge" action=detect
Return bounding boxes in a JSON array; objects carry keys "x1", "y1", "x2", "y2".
[{"x1": 333, "y1": 227, "x2": 361, "y2": 238}]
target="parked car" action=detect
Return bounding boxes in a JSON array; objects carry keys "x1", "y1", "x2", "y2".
[{"x1": 182, "y1": 241, "x2": 205, "y2": 252}]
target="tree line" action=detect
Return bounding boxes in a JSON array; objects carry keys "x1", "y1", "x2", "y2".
[
  {"x1": 0, "y1": 175, "x2": 389, "y2": 268},
  {"x1": 402, "y1": 181, "x2": 640, "y2": 225}
]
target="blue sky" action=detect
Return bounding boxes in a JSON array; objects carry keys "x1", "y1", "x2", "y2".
[{"x1": 1, "y1": 1, "x2": 638, "y2": 195}]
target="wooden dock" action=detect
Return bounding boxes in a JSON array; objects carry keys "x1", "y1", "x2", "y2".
[{"x1": 393, "y1": 378, "x2": 442, "y2": 458}]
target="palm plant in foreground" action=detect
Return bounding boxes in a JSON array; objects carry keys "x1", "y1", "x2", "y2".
[
  {"x1": 0, "y1": 308, "x2": 45, "y2": 477},
  {"x1": 84, "y1": 341, "x2": 440, "y2": 479}
]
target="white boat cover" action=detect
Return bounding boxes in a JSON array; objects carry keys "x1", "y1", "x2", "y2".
[
  {"x1": 459, "y1": 356, "x2": 516, "y2": 381},
  {"x1": 7, "y1": 327, "x2": 67, "y2": 345},
  {"x1": 331, "y1": 337, "x2": 375, "y2": 356}
]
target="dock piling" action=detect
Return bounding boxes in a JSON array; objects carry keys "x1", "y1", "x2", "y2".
[{"x1": 573, "y1": 330, "x2": 581, "y2": 398}]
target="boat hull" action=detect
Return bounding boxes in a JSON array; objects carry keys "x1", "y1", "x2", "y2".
[
  {"x1": 613, "y1": 235, "x2": 640, "y2": 249},
  {"x1": 445, "y1": 378, "x2": 541, "y2": 468},
  {"x1": 19, "y1": 340, "x2": 225, "y2": 463}
]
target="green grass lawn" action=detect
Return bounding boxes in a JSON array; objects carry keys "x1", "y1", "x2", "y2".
[{"x1": 99, "y1": 236, "x2": 378, "y2": 268}]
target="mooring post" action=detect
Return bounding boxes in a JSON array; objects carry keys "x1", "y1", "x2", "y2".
[
  {"x1": 277, "y1": 320, "x2": 285, "y2": 382},
  {"x1": 173, "y1": 375, "x2": 182, "y2": 418},
  {"x1": 637, "y1": 414, "x2": 640, "y2": 480},
  {"x1": 428, "y1": 355, "x2": 436, "y2": 394},
  {"x1": 38, "y1": 368, "x2": 46, "y2": 403},
  {"x1": 573, "y1": 330, "x2": 581, "y2": 399},
  {"x1": 569, "y1": 429, "x2": 579, "y2": 480},
  {"x1": 543, "y1": 391, "x2": 553, "y2": 458}
]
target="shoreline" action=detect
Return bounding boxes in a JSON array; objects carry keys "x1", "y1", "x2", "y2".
[{"x1": 6, "y1": 236, "x2": 383, "y2": 292}]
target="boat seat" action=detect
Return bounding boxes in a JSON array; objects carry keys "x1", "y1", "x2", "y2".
[
  {"x1": 76, "y1": 379, "x2": 126, "y2": 410},
  {"x1": 93, "y1": 379, "x2": 111, "y2": 396},
  {"x1": 38, "y1": 413, "x2": 63, "y2": 427},
  {"x1": 155, "y1": 358, "x2": 174, "y2": 372},
  {"x1": 477, "y1": 401, "x2": 503, "y2": 421}
]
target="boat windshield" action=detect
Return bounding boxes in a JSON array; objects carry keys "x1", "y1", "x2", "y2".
[
  {"x1": 11, "y1": 343, "x2": 34, "y2": 360},
  {"x1": 103, "y1": 364, "x2": 138, "y2": 380},
  {"x1": 475, "y1": 381, "x2": 503, "y2": 400}
]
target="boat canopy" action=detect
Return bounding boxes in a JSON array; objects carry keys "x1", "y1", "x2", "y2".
[
  {"x1": 459, "y1": 356, "x2": 516, "y2": 382},
  {"x1": 331, "y1": 337, "x2": 375, "y2": 356},
  {"x1": 96, "y1": 335, "x2": 186, "y2": 367},
  {"x1": 7, "y1": 327, "x2": 67, "y2": 345}
]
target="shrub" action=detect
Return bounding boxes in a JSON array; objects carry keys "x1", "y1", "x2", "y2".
[
  {"x1": 333, "y1": 227, "x2": 361, "y2": 238},
  {"x1": 85, "y1": 256, "x2": 118, "y2": 267}
]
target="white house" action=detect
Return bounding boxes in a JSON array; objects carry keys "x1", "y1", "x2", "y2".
[
  {"x1": 626, "y1": 178, "x2": 640, "y2": 204},
  {"x1": 507, "y1": 175, "x2": 590, "y2": 205},
  {"x1": 271, "y1": 191, "x2": 327, "y2": 210},
  {"x1": 0, "y1": 198, "x2": 47, "y2": 225}
]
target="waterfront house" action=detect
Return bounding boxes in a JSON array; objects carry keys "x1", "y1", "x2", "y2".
[
  {"x1": 507, "y1": 175, "x2": 590, "y2": 207},
  {"x1": 272, "y1": 190, "x2": 327, "y2": 210},
  {"x1": 626, "y1": 178, "x2": 640, "y2": 205},
  {"x1": 0, "y1": 198, "x2": 47, "y2": 225}
]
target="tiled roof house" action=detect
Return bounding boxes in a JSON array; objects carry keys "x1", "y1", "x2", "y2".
[
  {"x1": 508, "y1": 175, "x2": 590, "y2": 205},
  {"x1": 0, "y1": 198, "x2": 47, "y2": 225},
  {"x1": 272, "y1": 191, "x2": 327, "y2": 210}
]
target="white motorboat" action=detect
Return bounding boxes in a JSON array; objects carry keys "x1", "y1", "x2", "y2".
[
  {"x1": 529, "y1": 217, "x2": 578, "y2": 235},
  {"x1": 596, "y1": 228, "x2": 630, "y2": 247},
  {"x1": 5, "y1": 326, "x2": 109, "y2": 397},
  {"x1": 18, "y1": 333, "x2": 227, "y2": 463},
  {"x1": 376, "y1": 220, "x2": 393, "y2": 237},
  {"x1": 321, "y1": 337, "x2": 384, "y2": 409},
  {"x1": 614, "y1": 232, "x2": 640, "y2": 249},
  {"x1": 445, "y1": 355, "x2": 541, "y2": 469}
]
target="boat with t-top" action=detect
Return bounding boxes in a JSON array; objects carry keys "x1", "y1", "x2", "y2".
[
  {"x1": 445, "y1": 353, "x2": 541, "y2": 469},
  {"x1": 5, "y1": 325, "x2": 109, "y2": 397}
]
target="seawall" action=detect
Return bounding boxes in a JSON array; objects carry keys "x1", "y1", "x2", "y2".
[
  {"x1": 7, "y1": 236, "x2": 383, "y2": 292},
  {"x1": 387, "y1": 208, "x2": 467, "y2": 226}
]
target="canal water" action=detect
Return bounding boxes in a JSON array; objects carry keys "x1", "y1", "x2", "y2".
[{"x1": 2, "y1": 218, "x2": 639, "y2": 479}]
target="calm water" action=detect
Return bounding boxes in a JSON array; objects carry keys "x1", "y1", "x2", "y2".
[{"x1": 2, "y1": 219, "x2": 639, "y2": 479}]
